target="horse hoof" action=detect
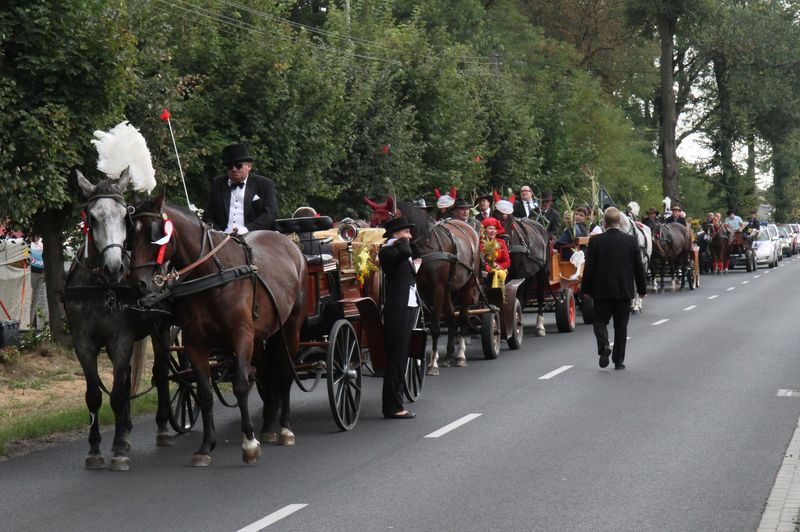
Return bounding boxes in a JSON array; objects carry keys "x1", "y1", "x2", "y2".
[
  {"x1": 85, "y1": 454, "x2": 106, "y2": 470},
  {"x1": 426, "y1": 367, "x2": 439, "y2": 376},
  {"x1": 109, "y1": 455, "x2": 130, "y2": 471},
  {"x1": 261, "y1": 432, "x2": 278, "y2": 444},
  {"x1": 440, "y1": 358, "x2": 452, "y2": 368},
  {"x1": 455, "y1": 358, "x2": 467, "y2": 367},
  {"x1": 535, "y1": 329, "x2": 546, "y2": 337},
  {"x1": 242, "y1": 443, "x2": 261, "y2": 464},
  {"x1": 156, "y1": 432, "x2": 174, "y2": 447},
  {"x1": 191, "y1": 454, "x2": 212, "y2": 467},
  {"x1": 279, "y1": 429, "x2": 295, "y2": 446}
]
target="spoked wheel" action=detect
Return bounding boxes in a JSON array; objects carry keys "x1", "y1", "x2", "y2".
[
  {"x1": 404, "y1": 309, "x2": 427, "y2": 402},
  {"x1": 326, "y1": 319, "x2": 362, "y2": 431},
  {"x1": 210, "y1": 352, "x2": 238, "y2": 408},
  {"x1": 166, "y1": 327, "x2": 200, "y2": 434},
  {"x1": 555, "y1": 288, "x2": 576, "y2": 332},
  {"x1": 481, "y1": 311, "x2": 501, "y2": 359},
  {"x1": 129, "y1": 339, "x2": 146, "y2": 399},
  {"x1": 506, "y1": 298, "x2": 524, "y2": 350}
]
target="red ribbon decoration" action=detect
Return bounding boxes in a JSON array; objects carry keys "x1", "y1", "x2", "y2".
[
  {"x1": 154, "y1": 218, "x2": 174, "y2": 265},
  {"x1": 160, "y1": 109, "x2": 171, "y2": 122}
]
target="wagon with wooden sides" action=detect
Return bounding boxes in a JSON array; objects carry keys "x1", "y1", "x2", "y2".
[{"x1": 156, "y1": 216, "x2": 428, "y2": 434}]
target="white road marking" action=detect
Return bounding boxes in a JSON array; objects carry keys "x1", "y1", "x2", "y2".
[
  {"x1": 726, "y1": 287, "x2": 735, "y2": 291},
  {"x1": 538, "y1": 365, "x2": 574, "y2": 380},
  {"x1": 741, "y1": 280, "x2": 749, "y2": 284},
  {"x1": 754, "y1": 275, "x2": 761, "y2": 278},
  {"x1": 765, "y1": 270, "x2": 771, "y2": 274},
  {"x1": 777, "y1": 389, "x2": 800, "y2": 397},
  {"x1": 708, "y1": 295, "x2": 719, "y2": 300},
  {"x1": 683, "y1": 305, "x2": 696, "y2": 311},
  {"x1": 425, "y1": 413, "x2": 482, "y2": 438},
  {"x1": 609, "y1": 337, "x2": 631, "y2": 347},
  {"x1": 652, "y1": 319, "x2": 669, "y2": 326},
  {"x1": 238, "y1": 504, "x2": 308, "y2": 532}
]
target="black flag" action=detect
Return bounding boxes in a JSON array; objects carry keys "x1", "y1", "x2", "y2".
[{"x1": 599, "y1": 184, "x2": 616, "y2": 210}]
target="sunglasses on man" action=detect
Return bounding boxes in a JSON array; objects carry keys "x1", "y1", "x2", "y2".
[{"x1": 226, "y1": 162, "x2": 245, "y2": 170}]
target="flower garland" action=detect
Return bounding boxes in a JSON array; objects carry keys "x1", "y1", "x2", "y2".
[{"x1": 355, "y1": 245, "x2": 378, "y2": 288}]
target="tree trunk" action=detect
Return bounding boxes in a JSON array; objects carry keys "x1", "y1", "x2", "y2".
[
  {"x1": 712, "y1": 54, "x2": 738, "y2": 211},
  {"x1": 772, "y1": 140, "x2": 794, "y2": 223},
  {"x1": 746, "y1": 131, "x2": 756, "y2": 185},
  {"x1": 657, "y1": 13, "x2": 679, "y2": 202},
  {"x1": 35, "y1": 208, "x2": 70, "y2": 346}
]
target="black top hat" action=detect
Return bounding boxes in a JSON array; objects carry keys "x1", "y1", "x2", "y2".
[
  {"x1": 452, "y1": 198, "x2": 470, "y2": 209},
  {"x1": 222, "y1": 143, "x2": 254, "y2": 166},
  {"x1": 540, "y1": 191, "x2": 554, "y2": 202},
  {"x1": 646, "y1": 207, "x2": 658, "y2": 214},
  {"x1": 475, "y1": 193, "x2": 493, "y2": 203},
  {"x1": 383, "y1": 217, "x2": 415, "y2": 238}
]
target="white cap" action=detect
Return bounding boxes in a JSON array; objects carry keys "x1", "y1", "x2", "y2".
[
  {"x1": 436, "y1": 195, "x2": 455, "y2": 209},
  {"x1": 495, "y1": 200, "x2": 513, "y2": 215}
]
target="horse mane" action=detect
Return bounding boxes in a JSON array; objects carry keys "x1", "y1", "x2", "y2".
[{"x1": 397, "y1": 201, "x2": 434, "y2": 239}]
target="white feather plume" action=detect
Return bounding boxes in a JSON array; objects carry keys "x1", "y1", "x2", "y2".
[
  {"x1": 662, "y1": 196, "x2": 671, "y2": 213},
  {"x1": 628, "y1": 201, "x2": 640, "y2": 218},
  {"x1": 91, "y1": 121, "x2": 156, "y2": 194}
]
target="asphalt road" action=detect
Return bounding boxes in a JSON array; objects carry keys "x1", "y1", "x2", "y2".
[{"x1": 4, "y1": 258, "x2": 800, "y2": 532}]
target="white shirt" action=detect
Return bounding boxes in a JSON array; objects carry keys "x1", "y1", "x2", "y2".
[
  {"x1": 225, "y1": 179, "x2": 249, "y2": 234},
  {"x1": 523, "y1": 200, "x2": 537, "y2": 216}
]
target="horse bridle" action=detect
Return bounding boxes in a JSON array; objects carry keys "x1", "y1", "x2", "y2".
[{"x1": 83, "y1": 192, "x2": 130, "y2": 259}]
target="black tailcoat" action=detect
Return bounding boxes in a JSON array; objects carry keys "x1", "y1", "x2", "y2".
[{"x1": 203, "y1": 173, "x2": 278, "y2": 231}]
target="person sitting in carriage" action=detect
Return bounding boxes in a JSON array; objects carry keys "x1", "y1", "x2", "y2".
[
  {"x1": 480, "y1": 217, "x2": 510, "y2": 289},
  {"x1": 451, "y1": 198, "x2": 482, "y2": 233},
  {"x1": 475, "y1": 193, "x2": 493, "y2": 222},
  {"x1": 744, "y1": 210, "x2": 760, "y2": 233},
  {"x1": 664, "y1": 205, "x2": 687, "y2": 226},
  {"x1": 491, "y1": 198, "x2": 515, "y2": 243},
  {"x1": 642, "y1": 207, "x2": 659, "y2": 231},
  {"x1": 433, "y1": 187, "x2": 457, "y2": 221},
  {"x1": 538, "y1": 191, "x2": 561, "y2": 236},
  {"x1": 701, "y1": 211, "x2": 718, "y2": 234},
  {"x1": 555, "y1": 207, "x2": 589, "y2": 260},
  {"x1": 724, "y1": 209, "x2": 743, "y2": 233}
]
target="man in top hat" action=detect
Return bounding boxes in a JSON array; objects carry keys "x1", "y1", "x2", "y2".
[
  {"x1": 451, "y1": 198, "x2": 482, "y2": 233},
  {"x1": 513, "y1": 185, "x2": 538, "y2": 219},
  {"x1": 379, "y1": 217, "x2": 422, "y2": 419},
  {"x1": 642, "y1": 207, "x2": 659, "y2": 232},
  {"x1": 475, "y1": 193, "x2": 493, "y2": 222},
  {"x1": 203, "y1": 143, "x2": 278, "y2": 234},
  {"x1": 664, "y1": 205, "x2": 686, "y2": 226},
  {"x1": 539, "y1": 191, "x2": 561, "y2": 236}
]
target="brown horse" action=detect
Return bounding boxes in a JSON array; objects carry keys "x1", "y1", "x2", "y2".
[
  {"x1": 709, "y1": 224, "x2": 734, "y2": 273},
  {"x1": 652, "y1": 222, "x2": 694, "y2": 292},
  {"x1": 128, "y1": 194, "x2": 307, "y2": 466},
  {"x1": 395, "y1": 202, "x2": 480, "y2": 374}
]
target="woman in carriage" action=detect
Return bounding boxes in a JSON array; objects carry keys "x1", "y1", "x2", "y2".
[{"x1": 480, "y1": 217, "x2": 511, "y2": 289}]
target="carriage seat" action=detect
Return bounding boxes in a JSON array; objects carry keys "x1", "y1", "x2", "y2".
[{"x1": 275, "y1": 216, "x2": 334, "y2": 264}]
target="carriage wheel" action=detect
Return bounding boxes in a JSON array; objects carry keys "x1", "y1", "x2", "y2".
[
  {"x1": 129, "y1": 339, "x2": 146, "y2": 399},
  {"x1": 687, "y1": 260, "x2": 697, "y2": 290},
  {"x1": 326, "y1": 319, "x2": 362, "y2": 431},
  {"x1": 404, "y1": 311, "x2": 427, "y2": 402},
  {"x1": 166, "y1": 327, "x2": 200, "y2": 434},
  {"x1": 506, "y1": 299, "x2": 524, "y2": 350},
  {"x1": 581, "y1": 294, "x2": 594, "y2": 325},
  {"x1": 481, "y1": 312, "x2": 501, "y2": 359},
  {"x1": 746, "y1": 250, "x2": 755, "y2": 272},
  {"x1": 555, "y1": 289, "x2": 576, "y2": 333}
]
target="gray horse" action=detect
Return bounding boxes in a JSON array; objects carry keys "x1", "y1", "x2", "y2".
[{"x1": 63, "y1": 170, "x2": 172, "y2": 470}]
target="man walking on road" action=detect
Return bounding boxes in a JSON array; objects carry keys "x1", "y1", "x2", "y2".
[{"x1": 582, "y1": 207, "x2": 647, "y2": 370}]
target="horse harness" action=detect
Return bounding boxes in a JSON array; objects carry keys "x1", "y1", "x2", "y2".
[{"x1": 509, "y1": 219, "x2": 547, "y2": 268}]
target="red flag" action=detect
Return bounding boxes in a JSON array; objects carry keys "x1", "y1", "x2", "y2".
[
  {"x1": 474, "y1": 155, "x2": 481, "y2": 163},
  {"x1": 160, "y1": 109, "x2": 171, "y2": 122},
  {"x1": 381, "y1": 144, "x2": 390, "y2": 155}
]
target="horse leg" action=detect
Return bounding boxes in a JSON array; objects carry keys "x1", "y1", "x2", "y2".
[
  {"x1": 454, "y1": 306, "x2": 469, "y2": 367},
  {"x1": 151, "y1": 326, "x2": 174, "y2": 447},
  {"x1": 231, "y1": 331, "x2": 260, "y2": 464},
  {"x1": 76, "y1": 344, "x2": 104, "y2": 469},
  {"x1": 107, "y1": 341, "x2": 134, "y2": 471},
  {"x1": 426, "y1": 314, "x2": 441, "y2": 375},
  {"x1": 185, "y1": 343, "x2": 216, "y2": 467},
  {"x1": 535, "y1": 270, "x2": 547, "y2": 337}
]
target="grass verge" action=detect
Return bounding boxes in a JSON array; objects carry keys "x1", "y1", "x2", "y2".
[{"x1": 0, "y1": 391, "x2": 160, "y2": 456}]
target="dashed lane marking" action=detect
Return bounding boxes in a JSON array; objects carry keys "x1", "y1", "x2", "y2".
[
  {"x1": 652, "y1": 319, "x2": 669, "y2": 325},
  {"x1": 683, "y1": 305, "x2": 696, "y2": 311},
  {"x1": 755, "y1": 275, "x2": 761, "y2": 278},
  {"x1": 538, "y1": 365, "x2": 573, "y2": 380},
  {"x1": 425, "y1": 413, "x2": 482, "y2": 438},
  {"x1": 707, "y1": 295, "x2": 719, "y2": 300},
  {"x1": 726, "y1": 287, "x2": 735, "y2": 291},
  {"x1": 238, "y1": 504, "x2": 308, "y2": 532},
  {"x1": 742, "y1": 281, "x2": 749, "y2": 284}
]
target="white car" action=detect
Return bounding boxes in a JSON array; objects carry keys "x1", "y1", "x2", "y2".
[
  {"x1": 778, "y1": 226, "x2": 794, "y2": 257},
  {"x1": 767, "y1": 224, "x2": 783, "y2": 262},
  {"x1": 753, "y1": 228, "x2": 780, "y2": 268}
]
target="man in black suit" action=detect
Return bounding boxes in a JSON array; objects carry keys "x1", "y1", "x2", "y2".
[
  {"x1": 513, "y1": 185, "x2": 538, "y2": 219},
  {"x1": 203, "y1": 143, "x2": 278, "y2": 233},
  {"x1": 379, "y1": 217, "x2": 422, "y2": 419},
  {"x1": 475, "y1": 193, "x2": 493, "y2": 222},
  {"x1": 582, "y1": 207, "x2": 647, "y2": 370},
  {"x1": 539, "y1": 191, "x2": 561, "y2": 236}
]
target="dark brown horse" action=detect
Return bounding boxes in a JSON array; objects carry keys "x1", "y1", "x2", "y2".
[
  {"x1": 507, "y1": 217, "x2": 551, "y2": 335},
  {"x1": 128, "y1": 194, "x2": 306, "y2": 466},
  {"x1": 369, "y1": 200, "x2": 481, "y2": 374},
  {"x1": 652, "y1": 222, "x2": 694, "y2": 292},
  {"x1": 709, "y1": 224, "x2": 734, "y2": 273}
]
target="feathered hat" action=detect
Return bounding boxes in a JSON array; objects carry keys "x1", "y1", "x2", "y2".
[{"x1": 91, "y1": 121, "x2": 156, "y2": 194}]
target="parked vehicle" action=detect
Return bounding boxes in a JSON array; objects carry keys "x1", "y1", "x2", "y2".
[
  {"x1": 777, "y1": 225, "x2": 794, "y2": 257},
  {"x1": 752, "y1": 228, "x2": 780, "y2": 268},
  {"x1": 778, "y1": 223, "x2": 798, "y2": 255},
  {"x1": 766, "y1": 224, "x2": 783, "y2": 262}
]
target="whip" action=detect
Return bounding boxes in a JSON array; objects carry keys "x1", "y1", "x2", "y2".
[{"x1": 160, "y1": 109, "x2": 199, "y2": 214}]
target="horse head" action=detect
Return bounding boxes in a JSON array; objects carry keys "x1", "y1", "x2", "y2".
[
  {"x1": 128, "y1": 189, "x2": 174, "y2": 295},
  {"x1": 365, "y1": 196, "x2": 394, "y2": 227},
  {"x1": 76, "y1": 168, "x2": 132, "y2": 283}
]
